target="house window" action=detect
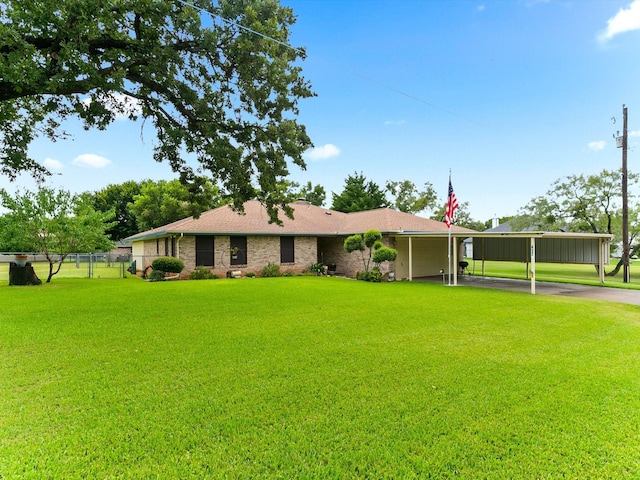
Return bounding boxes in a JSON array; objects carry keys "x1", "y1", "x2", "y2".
[
  {"x1": 156, "y1": 239, "x2": 160, "y2": 255},
  {"x1": 280, "y1": 236, "x2": 294, "y2": 263},
  {"x1": 196, "y1": 236, "x2": 215, "y2": 266},
  {"x1": 162, "y1": 237, "x2": 176, "y2": 257},
  {"x1": 230, "y1": 236, "x2": 247, "y2": 266}
]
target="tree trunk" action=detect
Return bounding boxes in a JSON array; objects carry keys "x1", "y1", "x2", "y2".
[
  {"x1": 605, "y1": 258, "x2": 624, "y2": 277},
  {"x1": 603, "y1": 245, "x2": 638, "y2": 277},
  {"x1": 8, "y1": 262, "x2": 42, "y2": 285},
  {"x1": 47, "y1": 261, "x2": 54, "y2": 283}
]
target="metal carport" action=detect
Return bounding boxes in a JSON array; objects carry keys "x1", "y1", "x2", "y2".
[{"x1": 394, "y1": 231, "x2": 613, "y2": 295}]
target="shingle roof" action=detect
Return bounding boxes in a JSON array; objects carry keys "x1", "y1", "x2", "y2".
[{"x1": 126, "y1": 200, "x2": 474, "y2": 241}]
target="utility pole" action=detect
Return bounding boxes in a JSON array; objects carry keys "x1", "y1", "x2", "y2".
[{"x1": 620, "y1": 105, "x2": 630, "y2": 283}]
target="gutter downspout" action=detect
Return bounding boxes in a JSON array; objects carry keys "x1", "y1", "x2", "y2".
[{"x1": 408, "y1": 236, "x2": 413, "y2": 281}]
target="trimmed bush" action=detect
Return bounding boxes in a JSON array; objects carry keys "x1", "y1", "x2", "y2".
[
  {"x1": 261, "y1": 262, "x2": 281, "y2": 277},
  {"x1": 151, "y1": 256, "x2": 184, "y2": 274},
  {"x1": 373, "y1": 246, "x2": 398, "y2": 266},
  {"x1": 345, "y1": 228, "x2": 397, "y2": 282}
]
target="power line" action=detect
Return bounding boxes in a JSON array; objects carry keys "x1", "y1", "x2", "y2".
[
  {"x1": 342, "y1": 68, "x2": 486, "y2": 127},
  {"x1": 174, "y1": 0, "x2": 304, "y2": 54},
  {"x1": 174, "y1": 0, "x2": 484, "y2": 127}
]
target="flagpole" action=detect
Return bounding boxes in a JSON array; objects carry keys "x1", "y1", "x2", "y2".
[
  {"x1": 448, "y1": 218, "x2": 452, "y2": 286},
  {"x1": 445, "y1": 170, "x2": 458, "y2": 286},
  {"x1": 447, "y1": 170, "x2": 452, "y2": 286}
]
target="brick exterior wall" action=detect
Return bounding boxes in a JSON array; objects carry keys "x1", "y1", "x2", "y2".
[
  {"x1": 135, "y1": 235, "x2": 319, "y2": 278},
  {"x1": 318, "y1": 234, "x2": 396, "y2": 278},
  {"x1": 133, "y1": 234, "x2": 397, "y2": 279}
]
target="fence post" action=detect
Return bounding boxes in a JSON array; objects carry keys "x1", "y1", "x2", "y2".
[{"x1": 88, "y1": 253, "x2": 93, "y2": 279}]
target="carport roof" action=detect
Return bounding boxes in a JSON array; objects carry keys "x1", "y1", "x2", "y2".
[{"x1": 394, "y1": 230, "x2": 613, "y2": 240}]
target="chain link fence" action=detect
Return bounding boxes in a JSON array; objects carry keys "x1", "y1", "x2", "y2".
[{"x1": 1, "y1": 252, "x2": 133, "y2": 280}]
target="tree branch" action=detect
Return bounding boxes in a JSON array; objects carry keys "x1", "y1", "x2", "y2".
[{"x1": 1, "y1": 30, "x2": 205, "y2": 101}]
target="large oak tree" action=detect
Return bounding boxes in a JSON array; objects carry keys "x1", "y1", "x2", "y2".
[{"x1": 0, "y1": 0, "x2": 314, "y2": 222}]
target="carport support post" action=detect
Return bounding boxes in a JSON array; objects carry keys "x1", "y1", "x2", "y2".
[
  {"x1": 530, "y1": 237, "x2": 536, "y2": 295},
  {"x1": 599, "y1": 238, "x2": 605, "y2": 284}
]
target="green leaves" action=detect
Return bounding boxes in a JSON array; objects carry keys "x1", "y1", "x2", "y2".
[
  {"x1": 518, "y1": 169, "x2": 639, "y2": 237},
  {"x1": 343, "y1": 234, "x2": 364, "y2": 254},
  {"x1": 331, "y1": 172, "x2": 388, "y2": 213},
  {"x1": 385, "y1": 180, "x2": 437, "y2": 214},
  {"x1": 344, "y1": 229, "x2": 397, "y2": 278},
  {"x1": 129, "y1": 178, "x2": 224, "y2": 231},
  {"x1": 0, "y1": 0, "x2": 314, "y2": 222},
  {"x1": 0, "y1": 186, "x2": 114, "y2": 282}
]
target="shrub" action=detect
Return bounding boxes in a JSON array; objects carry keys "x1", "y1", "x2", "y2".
[
  {"x1": 189, "y1": 267, "x2": 217, "y2": 280},
  {"x1": 368, "y1": 267, "x2": 383, "y2": 283},
  {"x1": 246, "y1": 272, "x2": 256, "y2": 278},
  {"x1": 282, "y1": 270, "x2": 294, "y2": 277},
  {"x1": 151, "y1": 256, "x2": 184, "y2": 274},
  {"x1": 148, "y1": 270, "x2": 166, "y2": 282},
  {"x1": 356, "y1": 267, "x2": 383, "y2": 283},
  {"x1": 309, "y1": 263, "x2": 325, "y2": 275},
  {"x1": 261, "y1": 262, "x2": 281, "y2": 277}
]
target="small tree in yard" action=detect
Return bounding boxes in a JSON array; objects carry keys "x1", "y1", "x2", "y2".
[
  {"x1": 344, "y1": 229, "x2": 397, "y2": 282},
  {"x1": 0, "y1": 187, "x2": 114, "y2": 283},
  {"x1": 0, "y1": 187, "x2": 113, "y2": 283}
]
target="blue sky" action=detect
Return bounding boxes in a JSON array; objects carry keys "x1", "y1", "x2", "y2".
[{"x1": 3, "y1": 0, "x2": 640, "y2": 221}]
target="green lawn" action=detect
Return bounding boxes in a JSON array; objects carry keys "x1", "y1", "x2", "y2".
[{"x1": 2, "y1": 276, "x2": 640, "y2": 478}]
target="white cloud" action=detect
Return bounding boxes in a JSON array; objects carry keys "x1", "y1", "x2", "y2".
[
  {"x1": 477, "y1": 4, "x2": 486, "y2": 12},
  {"x1": 630, "y1": 129, "x2": 640, "y2": 137},
  {"x1": 588, "y1": 141, "x2": 606, "y2": 151},
  {"x1": 384, "y1": 120, "x2": 406, "y2": 125},
  {"x1": 43, "y1": 158, "x2": 63, "y2": 170},
  {"x1": 72, "y1": 153, "x2": 112, "y2": 168},
  {"x1": 598, "y1": 0, "x2": 640, "y2": 43},
  {"x1": 305, "y1": 144, "x2": 340, "y2": 161}
]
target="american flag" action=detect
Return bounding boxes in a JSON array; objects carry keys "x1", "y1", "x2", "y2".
[{"x1": 445, "y1": 178, "x2": 458, "y2": 228}]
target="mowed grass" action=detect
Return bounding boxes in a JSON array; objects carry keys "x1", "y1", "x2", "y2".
[{"x1": 2, "y1": 276, "x2": 640, "y2": 478}]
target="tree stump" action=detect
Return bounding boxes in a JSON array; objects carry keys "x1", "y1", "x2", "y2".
[{"x1": 9, "y1": 262, "x2": 42, "y2": 286}]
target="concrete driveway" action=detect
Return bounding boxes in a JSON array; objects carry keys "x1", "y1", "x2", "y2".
[{"x1": 438, "y1": 275, "x2": 640, "y2": 306}]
